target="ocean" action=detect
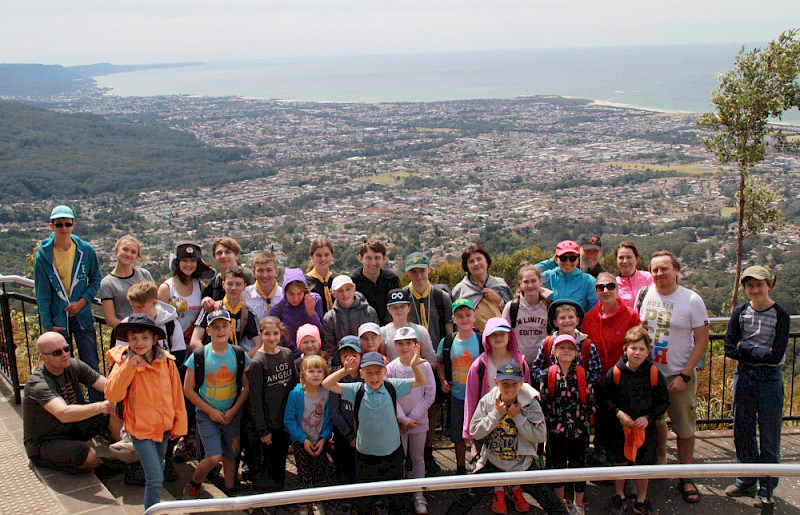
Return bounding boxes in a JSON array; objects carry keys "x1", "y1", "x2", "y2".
[{"x1": 94, "y1": 44, "x2": 799, "y2": 120}]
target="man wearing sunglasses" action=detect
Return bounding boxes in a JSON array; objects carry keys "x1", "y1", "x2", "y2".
[
  {"x1": 23, "y1": 332, "x2": 115, "y2": 472},
  {"x1": 536, "y1": 240, "x2": 598, "y2": 314},
  {"x1": 34, "y1": 205, "x2": 103, "y2": 401}
]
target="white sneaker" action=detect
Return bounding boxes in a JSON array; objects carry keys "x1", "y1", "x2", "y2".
[{"x1": 413, "y1": 493, "x2": 428, "y2": 514}]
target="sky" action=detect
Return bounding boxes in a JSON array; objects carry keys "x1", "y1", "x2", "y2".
[{"x1": 1, "y1": 1, "x2": 798, "y2": 65}]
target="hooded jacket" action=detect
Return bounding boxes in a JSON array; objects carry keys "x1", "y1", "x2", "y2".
[
  {"x1": 321, "y1": 292, "x2": 379, "y2": 356},
  {"x1": 616, "y1": 270, "x2": 653, "y2": 310},
  {"x1": 269, "y1": 268, "x2": 324, "y2": 359},
  {"x1": 105, "y1": 345, "x2": 188, "y2": 442},
  {"x1": 602, "y1": 357, "x2": 670, "y2": 428},
  {"x1": 34, "y1": 233, "x2": 101, "y2": 332},
  {"x1": 463, "y1": 317, "x2": 531, "y2": 440},
  {"x1": 538, "y1": 266, "x2": 598, "y2": 315},
  {"x1": 469, "y1": 382, "x2": 546, "y2": 471},
  {"x1": 582, "y1": 300, "x2": 641, "y2": 378},
  {"x1": 115, "y1": 301, "x2": 186, "y2": 356}
]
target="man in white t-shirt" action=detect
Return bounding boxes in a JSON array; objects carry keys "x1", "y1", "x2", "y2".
[{"x1": 639, "y1": 250, "x2": 709, "y2": 504}]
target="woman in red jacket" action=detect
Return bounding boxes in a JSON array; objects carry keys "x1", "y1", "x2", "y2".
[{"x1": 582, "y1": 272, "x2": 641, "y2": 465}]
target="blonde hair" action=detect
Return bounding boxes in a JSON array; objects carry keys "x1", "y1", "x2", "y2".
[
  {"x1": 212, "y1": 237, "x2": 241, "y2": 256},
  {"x1": 596, "y1": 272, "x2": 616, "y2": 284},
  {"x1": 114, "y1": 235, "x2": 143, "y2": 260},
  {"x1": 554, "y1": 303, "x2": 578, "y2": 318},
  {"x1": 623, "y1": 325, "x2": 652, "y2": 351},
  {"x1": 126, "y1": 281, "x2": 158, "y2": 305},
  {"x1": 306, "y1": 236, "x2": 335, "y2": 272},
  {"x1": 253, "y1": 252, "x2": 277, "y2": 268},
  {"x1": 300, "y1": 354, "x2": 329, "y2": 387}
]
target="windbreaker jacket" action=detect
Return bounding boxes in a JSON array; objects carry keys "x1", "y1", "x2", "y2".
[
  {"x1": 34, "y1": 233, "x2": 101, "y2": 332},
  {"x1": 538, "y1": 266, "x2": 598, "y2": 315},
  {"x1": 469, "y1": 382, "x2": 546, "y2": 471},
  {"x1": 269, "y1": 268, "x2": 324, "y2": 358},
  {"x1": 283, "y1": 383, "x2": 333, "y2": 444},
  {"x1": 616, "y1": 270, "x2": 653, "y2": 310},
  {"x1": 105, "y1": 345, "x2": 187, "y2": 442},
  {"x1": 582, "y1": 300, "x2": 641, "y2": 378}
]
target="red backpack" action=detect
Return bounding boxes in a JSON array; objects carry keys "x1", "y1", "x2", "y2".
[
  {"x1": 546, "y1": 363, "x2": 589, "y2": 404},
  {"x1": 541, "y1": 334, "x2": 592, "y2": 370}
]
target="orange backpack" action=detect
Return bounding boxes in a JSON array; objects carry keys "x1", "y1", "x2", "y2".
[{"x1": 612, "y1": 363, "x2": 659, "y2": 388}]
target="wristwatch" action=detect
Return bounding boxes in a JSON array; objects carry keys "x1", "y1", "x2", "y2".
[{"x1": 678, "y1": 372, "x2": 691, "y2": 383}]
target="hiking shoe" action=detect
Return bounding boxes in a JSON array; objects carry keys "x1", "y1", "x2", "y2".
[
  {"x1": 725, "y1": 482, "x2": 758, "y2": 497},
  {"x1": 510, "y1": 488, "x2": 530, "y2": 512},
  {"x1": 491, "y1": 491, "x2": 507, "y2": 514},
  {"x1": 609, "y1": 495, "x2": 626, "y2": 514},
  {"x1": 182, "y1": 483, "x2": 200, "y2": 500},
  {"x1": 633, "y1": 499, "x2": 652, "y2": 514},
  {"x1": 413, "y1": 492, "x2": 428, "y2": 514}
]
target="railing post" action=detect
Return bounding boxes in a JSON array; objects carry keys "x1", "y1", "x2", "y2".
[{"x1": 0, "y1": 284, "x2": 22, "y2": 404}]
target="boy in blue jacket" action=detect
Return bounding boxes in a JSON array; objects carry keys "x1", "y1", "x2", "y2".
[{"x1": 34, "y1": 205, "x2": 102, "y2": 401}]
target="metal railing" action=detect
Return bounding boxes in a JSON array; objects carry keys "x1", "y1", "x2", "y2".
[
  {"x1": 0, "y1": 275, "x2": 113, "y2": 404},
  {"x1": 144, "y1": 463, "x2": 800, "y2": 515}
]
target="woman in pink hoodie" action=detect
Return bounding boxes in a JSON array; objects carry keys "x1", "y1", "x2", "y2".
[{"x1": 462, "y1": 317, "x2": 531, "y2": 441}]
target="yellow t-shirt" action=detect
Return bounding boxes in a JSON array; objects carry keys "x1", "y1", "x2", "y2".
[{"x1": 53, "y1": 242, "x2": 76, "y2": 295}]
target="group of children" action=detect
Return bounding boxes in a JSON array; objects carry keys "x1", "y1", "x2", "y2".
[{"x1": 96, "y1": 232, "x2": 789, "y2": 515}]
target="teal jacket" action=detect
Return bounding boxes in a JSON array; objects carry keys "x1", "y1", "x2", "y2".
[
  {"x1": 34, "y1": 233, "x2": 101, "y2": 332},
  {"x1": 538, "y1": 266, "x2": 598, "y2": 315}
]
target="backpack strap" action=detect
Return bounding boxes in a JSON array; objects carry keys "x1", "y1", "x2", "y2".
[
  {"x1": 354, "y1": 381, "x2": 397, "y2": 430},
  {"x1": 612, "y1": 364, "x2": 621, "y2": 385},
  {"x1": 542, "y1": 335, "x2": 554, "y2": 365},
  {"x1": 547, "y1": 364, "x2": 559, "y2": 398},
  {"x1": 477, "y1": 359, "x2": 486, "y2": 396},
  {"x1": 164, "y1": 320, "x2": 176, "y2": 351},
  {"x1": 431, "y1": 287, "x2": 448, "y2": 341},
  {"x1": 193, "y1": 346, "x2": 206, "y2": 392},
  {"x1": 576, "y1": 365, "x2": 588, "y2": 404},
  {"x1": 384, "y1": 379, "x2": 397, "y2": 406},
  {"x1": 635, "y1": 284, "x2": 650, "y2": 313},
  {"x1": 442, "y1": 333, "x2": 456, "y2": 383},
  {"x1": 649, "y1": 364, "x2": 658, "y2": 388},
  {"x1": 580, "y1": 338, "x2": 592, "y2": 370},
  {"x1": 238, "y1": 305, "x2": 249, "y2": 342},
  {"x1": 509, "y1": 299, "x2": 520, "y2": 329}
]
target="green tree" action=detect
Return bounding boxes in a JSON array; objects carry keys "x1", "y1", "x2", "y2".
[{"x1": 697, "y1": 29, "x2": 800, "y2": 307}]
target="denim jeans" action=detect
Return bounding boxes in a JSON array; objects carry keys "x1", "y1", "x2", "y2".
[
  {"x1": 732, "y1": 364, "x2": 783, "y2": 490},
  {"x1": 64, "y1": 317, "x2": 103, "y2": 402},
  {"x1": 131, "y1": 432, "x2": 170, "y2": 509}
]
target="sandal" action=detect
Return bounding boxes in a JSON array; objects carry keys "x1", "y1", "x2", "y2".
[{"x1": 678, "y1": 478, "x2": 701, "y2": 503}]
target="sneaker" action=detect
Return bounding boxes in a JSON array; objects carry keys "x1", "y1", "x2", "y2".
[
  {"x1": 491, "y1": 491, "x2": 507, "y2": 515},
  {"x1": 109, "y1": 436, "x2": 138, "y2": 463},
  {"x1": 413, "y1": 492, "x2": 428, "y2": 514},
  {"x1": 633, "y1": 499, "x2": 652, "y2": 514},
  {"x1": 570, "y1": 503, "x2": 585, "y2": 515},
  {"x1": 424, "y1": 451, "x2": 441, "y2": 476},
  {"x1": 174, "y1": 435, "x2": 196, "y2": 462},
  {"x1": 753, "y1": 487, "x2": 774, "y2": 506},
  {"x1": 609, "y1": 495, "x2": 626, "y2": 514},
  {"x1": 724, "y1": 482, "x2": 758, "y2": 497},
  {"x1": 510, "y1": 488, "x2": 530, "y2": 513},
  {"x1": 182, "y1": 483, "x2": 200, "y2": 500}
]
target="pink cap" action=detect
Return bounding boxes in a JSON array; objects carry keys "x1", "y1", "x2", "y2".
[
  {"x1": 296, "y1": 324, "x2": 321, "y2": 348},
  {"x1": 553, "y1": 333, "x2": 577, "y2": 349},
  {"x1": 555, "y1": 240, "x2": 581, "y2": 256}
]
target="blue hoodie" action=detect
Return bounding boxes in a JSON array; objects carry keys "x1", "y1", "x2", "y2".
[
  {"x1": 34, "y1": 233, "x2": 101, "y2": 333},
  {"x1": 269, "y1": 268, "x2": 324, "y2": 359}
]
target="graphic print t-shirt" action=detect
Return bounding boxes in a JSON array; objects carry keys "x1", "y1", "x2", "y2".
[
  {"x1": 301, "y1": 390, "x2": 329, "y2": 444},
  {"x1": 486, "y1": 414, "x2": 533, "y2": 471},
  {"x1": 185, "y1": 345, "x2": 251, "y2": 411},
  {"x1": 437, "y1": 333, "x2": 481, "y2": 400},
  {"x1": 639, "y1": 286, "x2": 708, "y2": 377}
]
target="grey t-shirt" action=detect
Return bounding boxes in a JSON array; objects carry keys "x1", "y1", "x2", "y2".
[
  {"x1": 98, "y1": 268, "x2": 154, "y2": 319},
  {"x1": 301, "y1": 390, "x2": 329, "y2": 444},
  {"x1": 22, "y1": 359, "x2": 101, "y2": 456}
]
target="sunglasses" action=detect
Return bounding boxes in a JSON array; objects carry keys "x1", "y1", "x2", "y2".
[
  {"x1": 558, "y1": 255, "x2": 578, "y2": 263},
  {"x1": 595, "y1": 283, "x2": 618, "y2": 292},
  {"x1": 53, "y1": 222, "x2": 74, "y2": 228},
  {"x1": 43, "y1": 346, "x2": 71, "y2": 357}
]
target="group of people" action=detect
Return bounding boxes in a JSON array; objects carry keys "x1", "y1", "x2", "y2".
[{"x1": 23, "y1": 205, "x2": 790, "y2": 514}]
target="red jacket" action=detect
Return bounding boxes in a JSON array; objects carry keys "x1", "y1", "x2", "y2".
[{"x1": 582, "y1": 301, "x2": 641, "y2": 380}]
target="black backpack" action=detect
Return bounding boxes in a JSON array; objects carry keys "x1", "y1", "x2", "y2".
[
  {"x1": 353, "y1": 380, "x2": 397, "y2": 430},
  {"x1": 509, "y1": 299, "x2": 521, "y2": 329},
  {"x1": 441, "y1": 329, "x2": 483, "y2": 383},
  {"x1": 192, "y1": 344, "x2": 247, "y2": 403}
]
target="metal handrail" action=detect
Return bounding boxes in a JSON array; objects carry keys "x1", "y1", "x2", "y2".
[
  {"x1": 708, "y1": 315, "x2": 800, "y2": 324},
  {"x1": 145, "y1": 463, "x2": 800, "y2": 514},
  {"x1": 0, "y1": 275, "x2": 34, "y2": 288}
]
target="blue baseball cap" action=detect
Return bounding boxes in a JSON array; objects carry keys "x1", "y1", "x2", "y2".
[
  {"x1": 496, "y1": 360, "x2": 523, "y2": 382},
  {"x1": 360, "y1": 351, "x2": 387, "y2": 369},
  {"x1": 338, "y1": 335, "x2": 362, "y2": 353}
]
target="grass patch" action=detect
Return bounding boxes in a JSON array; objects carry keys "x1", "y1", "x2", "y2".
[
  {"x1": 605, "y1": 161, "x2": 728, "y2": 176},
  {"x1": 361, "y1": 171, "x2": 411, "y2": 185},
  {"x1": 721, "y1": 206, "x2": 738, "y2": 217}
]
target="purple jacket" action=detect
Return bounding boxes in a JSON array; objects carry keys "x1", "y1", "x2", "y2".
[{"x1": 269, "y1": 268, "x2": 323, "y2": 359}]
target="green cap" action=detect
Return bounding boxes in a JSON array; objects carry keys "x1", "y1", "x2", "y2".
[
  {"x1": 405, "y1": 252, "x2": 430, "y2": 272},
  {"x1": 452, "y1": 298, "x2": 475, "y2": 312}
]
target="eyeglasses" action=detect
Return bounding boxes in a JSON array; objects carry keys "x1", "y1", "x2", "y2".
[
  {"x1": 558, "y1": 255, "x2": 578, "y2": 263},
  {"x1": 53, "y1": 222, "x2": 74, "y2": 228},
  {"x1": 595, "y1": 283, "x2": 617, "y2": 292},
  {"x1": 43, "y1": 346, "x2": 70, "y2": 357}
]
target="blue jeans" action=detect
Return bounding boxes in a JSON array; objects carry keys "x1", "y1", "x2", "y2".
[
  {"x1": 732, "y1": 364, "x2": 783, "y2": 490},
  {"x1": 131, "y1": 432, "x2": 170, "y2": 509},
  {"x1": 64, "y1": 317, "x2": 102, "y2": 402}
]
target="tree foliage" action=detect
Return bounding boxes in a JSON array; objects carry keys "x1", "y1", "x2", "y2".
[{"x1": 697, "y1": 29, "x2": 800, "y2": 307}]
